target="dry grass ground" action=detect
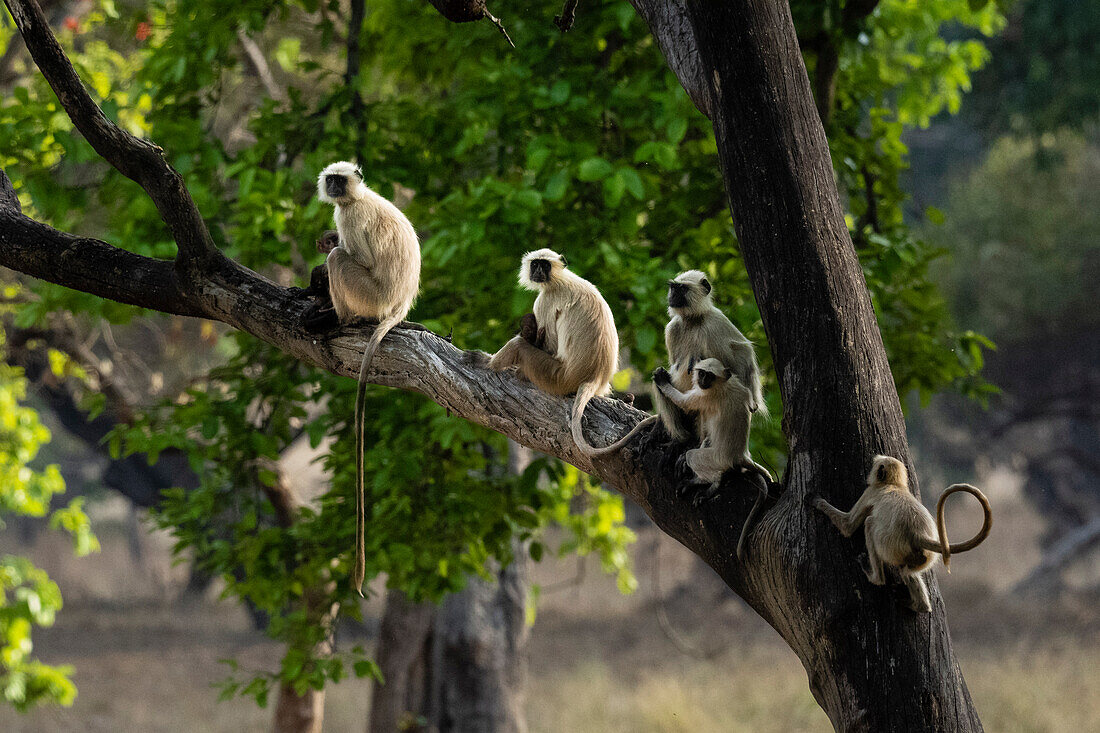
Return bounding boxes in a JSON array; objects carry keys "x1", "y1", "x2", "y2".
[{"x1": 0, "y1": 489, "x2": 1096, "y2": 732}]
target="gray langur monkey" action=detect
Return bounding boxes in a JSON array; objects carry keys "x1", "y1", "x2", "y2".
[
  {"x1": 488, "y1": 249, "x2": 621, "y2": 457},
  {"x1": 653, "y1": 358, "x2": 773, "y2": 559},
  {"x1": 658, "y1": 271, "x2": 765, "y2": 443},
  {"x1": 813, "y1": 455, "x2": 993, "y2": 612},
  {"x1": 316, "y1": 161, "x2": 420, "y2": 595},
  {"x1": 580, "y1": 270, "x2": 771, "y2": 457}
]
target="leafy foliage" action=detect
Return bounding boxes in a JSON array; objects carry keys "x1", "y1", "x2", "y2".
[
  {"x1": 964, "y1": 0, "x2": 1100, "y2": 136},
  {"x1": 0, "y1": 319, "x2": 99, "y2": 711},
  {"x1": 925, "y1": 129, "x2": 1100, "y2": 342}
]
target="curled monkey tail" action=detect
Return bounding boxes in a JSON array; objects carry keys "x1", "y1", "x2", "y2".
[
  {"x1": 352, "y1": 311, "x2": 405, "y2": 596},
  {"x1": 919, "y1": 483, "x2": 993, "y2": 572},
  {"x1": 581, "y1": 415, "x2": 660, "y2": 457},
  {"x1": 570, "y1": 381, "x2": 614, "y2": 458}
]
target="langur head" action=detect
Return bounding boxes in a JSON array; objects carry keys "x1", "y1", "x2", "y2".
[
  {"x1": 668, "y1": 270, "x2": 713, "y2": 314},
  {"x1": 519, "y1": 248, "x2": 568, "y2": 290},
  {"x1": 318, "y1": 161, "x2": 367, "y2": 205},
  {"x1": 869, "y1": 455, "x2": 907, "y2": 489},
  {"x1": 692, "y1": 358, "x2": 730, "y2": 390}
]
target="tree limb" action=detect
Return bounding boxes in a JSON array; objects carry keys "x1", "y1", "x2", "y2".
[
  {"x1": 237, "y1": 28, "x2": 287, "y2": 103},
  {"x1": 4, "y1": 0, "x2": 217, "y2": 266},
  {"x1": 1, "y1": 171, "x2": 766, "y2": 524}
]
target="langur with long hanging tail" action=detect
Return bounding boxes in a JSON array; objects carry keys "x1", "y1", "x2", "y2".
[
  {"x1": 653, "y1": 358, "x2": 773, "y2": 559},
  {"x1": 488, "y1": 249, "x2": 622, "y2": 458},
  {"x1": 314, "y1": 161, "x2": 420, "y2": 595}
]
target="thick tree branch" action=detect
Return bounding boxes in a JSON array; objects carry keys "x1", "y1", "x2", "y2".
[
  {"x1": 0, "y1": 201, "x2": 204, "y2": 317},
  {"x1": 0, "y1": 175, "x2": 766, "y2": 524},
  {"x1": 4, "y1": 0, "x2": 217, "y2": 265}
]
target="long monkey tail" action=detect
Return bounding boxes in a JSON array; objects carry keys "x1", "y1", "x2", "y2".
[
  {"x1": 352, "y1": 312, "x2": 405, "y2": 596},
  {"x1": 736, "y1": 471, "x2": 772, "y2": 562},
  {"x1": 583, "y1": 415, "x2": 659, "y2": 457},
  {"x1": 919, "y1": 483, "x2": 993, "y2": 572},
  {"x1": 570, "y1": 382, "x2": 656, "y2": 457}
]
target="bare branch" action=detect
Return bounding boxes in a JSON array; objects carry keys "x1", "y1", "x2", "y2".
[
  {"x1": 4, "y1": 0, "x2": 217, "y2": 265},
  {"x1": 237, "y1": 28, "x2": 287, "y2": 103},
  {"x1": 0, "y1": 169, "x2": 19, "y2": 212},
  {"x1": 423, "y1": 0, "x2": 513, "y2": 48},
  {"x1": 0, "y1": 205, "x2": 205, "y2": 317},
  {"x1": 554, "y1": 0, "x2": 580, "y2": 32},
  {"x1": 482, "y1": 8, "x2": 514, "y2": 49}
]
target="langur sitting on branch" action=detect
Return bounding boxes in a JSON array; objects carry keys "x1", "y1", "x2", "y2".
[
  {"x1": 488, "y1": 249, "x2": 623, "y2": 458},
  {"x1": 313, "y1": 161, "x2": 420, "y2": 595}
]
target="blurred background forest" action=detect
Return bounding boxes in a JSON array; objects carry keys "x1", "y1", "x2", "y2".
[{"x1": 0, "y1": 0, "x2": 1097, "y2": 731}]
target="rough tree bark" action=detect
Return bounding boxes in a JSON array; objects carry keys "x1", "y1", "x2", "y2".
[{"x1": 0, "y1": 0, "x2": 984, "y2": 729}]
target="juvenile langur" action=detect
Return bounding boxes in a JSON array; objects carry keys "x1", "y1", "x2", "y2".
[
  {"x1": 653, "y1": 358, "x2": 773, "y2": 559},
  {"x1": 316, "y1": 161, "x2": 421, "y2": 595},
  {"x1": 813, "y1": 455, "x2": 993, "y2": 612},
  {"x1": 488, "y1": 250, "x2": 621, "y2": 457},
  {"x1": 658, "y1": 271, "x2": 766, "y2": 443}
]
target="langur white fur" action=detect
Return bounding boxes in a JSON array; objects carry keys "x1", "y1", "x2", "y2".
[
  {"x1": 813, "y1": 455, "x2": 993, "y2": 612},
  {"x1": 317, "y1": 161, "x2": 420, "y2": 595},
  {"x1": 654, "y1": 358, "x2": 773, "y2": 559},
  {"x1": 488, "y1": 249, "x2": 620, "y2": 457},
  {"x1": 658, "y1": 271, "x2": 765, "y2": 443}
]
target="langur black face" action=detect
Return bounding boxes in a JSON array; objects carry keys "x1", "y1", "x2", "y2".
[
  {"x1": 325, "y1": 174, "x2": 349, "y2": 199},
  {"x1": 668, "y1": 281, "x2": 690, "y2": 308},
  {"x1": 695, "y1": 368, "x2": 717, "y2": 390},
  {"x1": 528, "y1": 258, "x2": 552, "y2": 284}
]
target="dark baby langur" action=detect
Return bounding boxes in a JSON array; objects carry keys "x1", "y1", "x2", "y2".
[
  {"x1": 653, "y1": 358, "x2": 773, "y2": 560},
  {"x1": 316, "y1": 161, "x2": 420, "y2": 595},
  {"x1": 488, "y1": 249, "x2": 620, "y2": 457},
  {"x1": 813, "y1": 455, "x2": 993, "y2": 612}
]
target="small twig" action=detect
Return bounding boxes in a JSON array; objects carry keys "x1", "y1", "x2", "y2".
[
  {"x1": 483, "y1": 7, "x2": 514, "y2": 48},
  {"x1": 236, "y1": 28, "x2": 286, "y2": 103},
  {"x1": 554, "y1": 0, "x2": 579, "y2": 32}
]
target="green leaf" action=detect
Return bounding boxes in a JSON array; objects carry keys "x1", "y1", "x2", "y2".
[
  {"x1": 603, "y1": 172, "x2": 626, "y2": 207},
  {"x1": 667, "y1": 117, "x2": 688, "y2": 144},
  {"x1": 577, "y1": 157, "x2": 613, "y2": 182},
  {"x1": 543, "y1": 169, "x2": 570, "y2": 201},
  {"x1": 274, "y1": 38, "x2": 301, "y2": 71}
]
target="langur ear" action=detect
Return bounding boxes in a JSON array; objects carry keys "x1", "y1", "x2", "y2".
[
  {"x1": 559, "y1": 254, "x2": 569, "y2": 267},
  {"x1": 700, "y1": 277, "x2": 712, "y2": 294}
]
